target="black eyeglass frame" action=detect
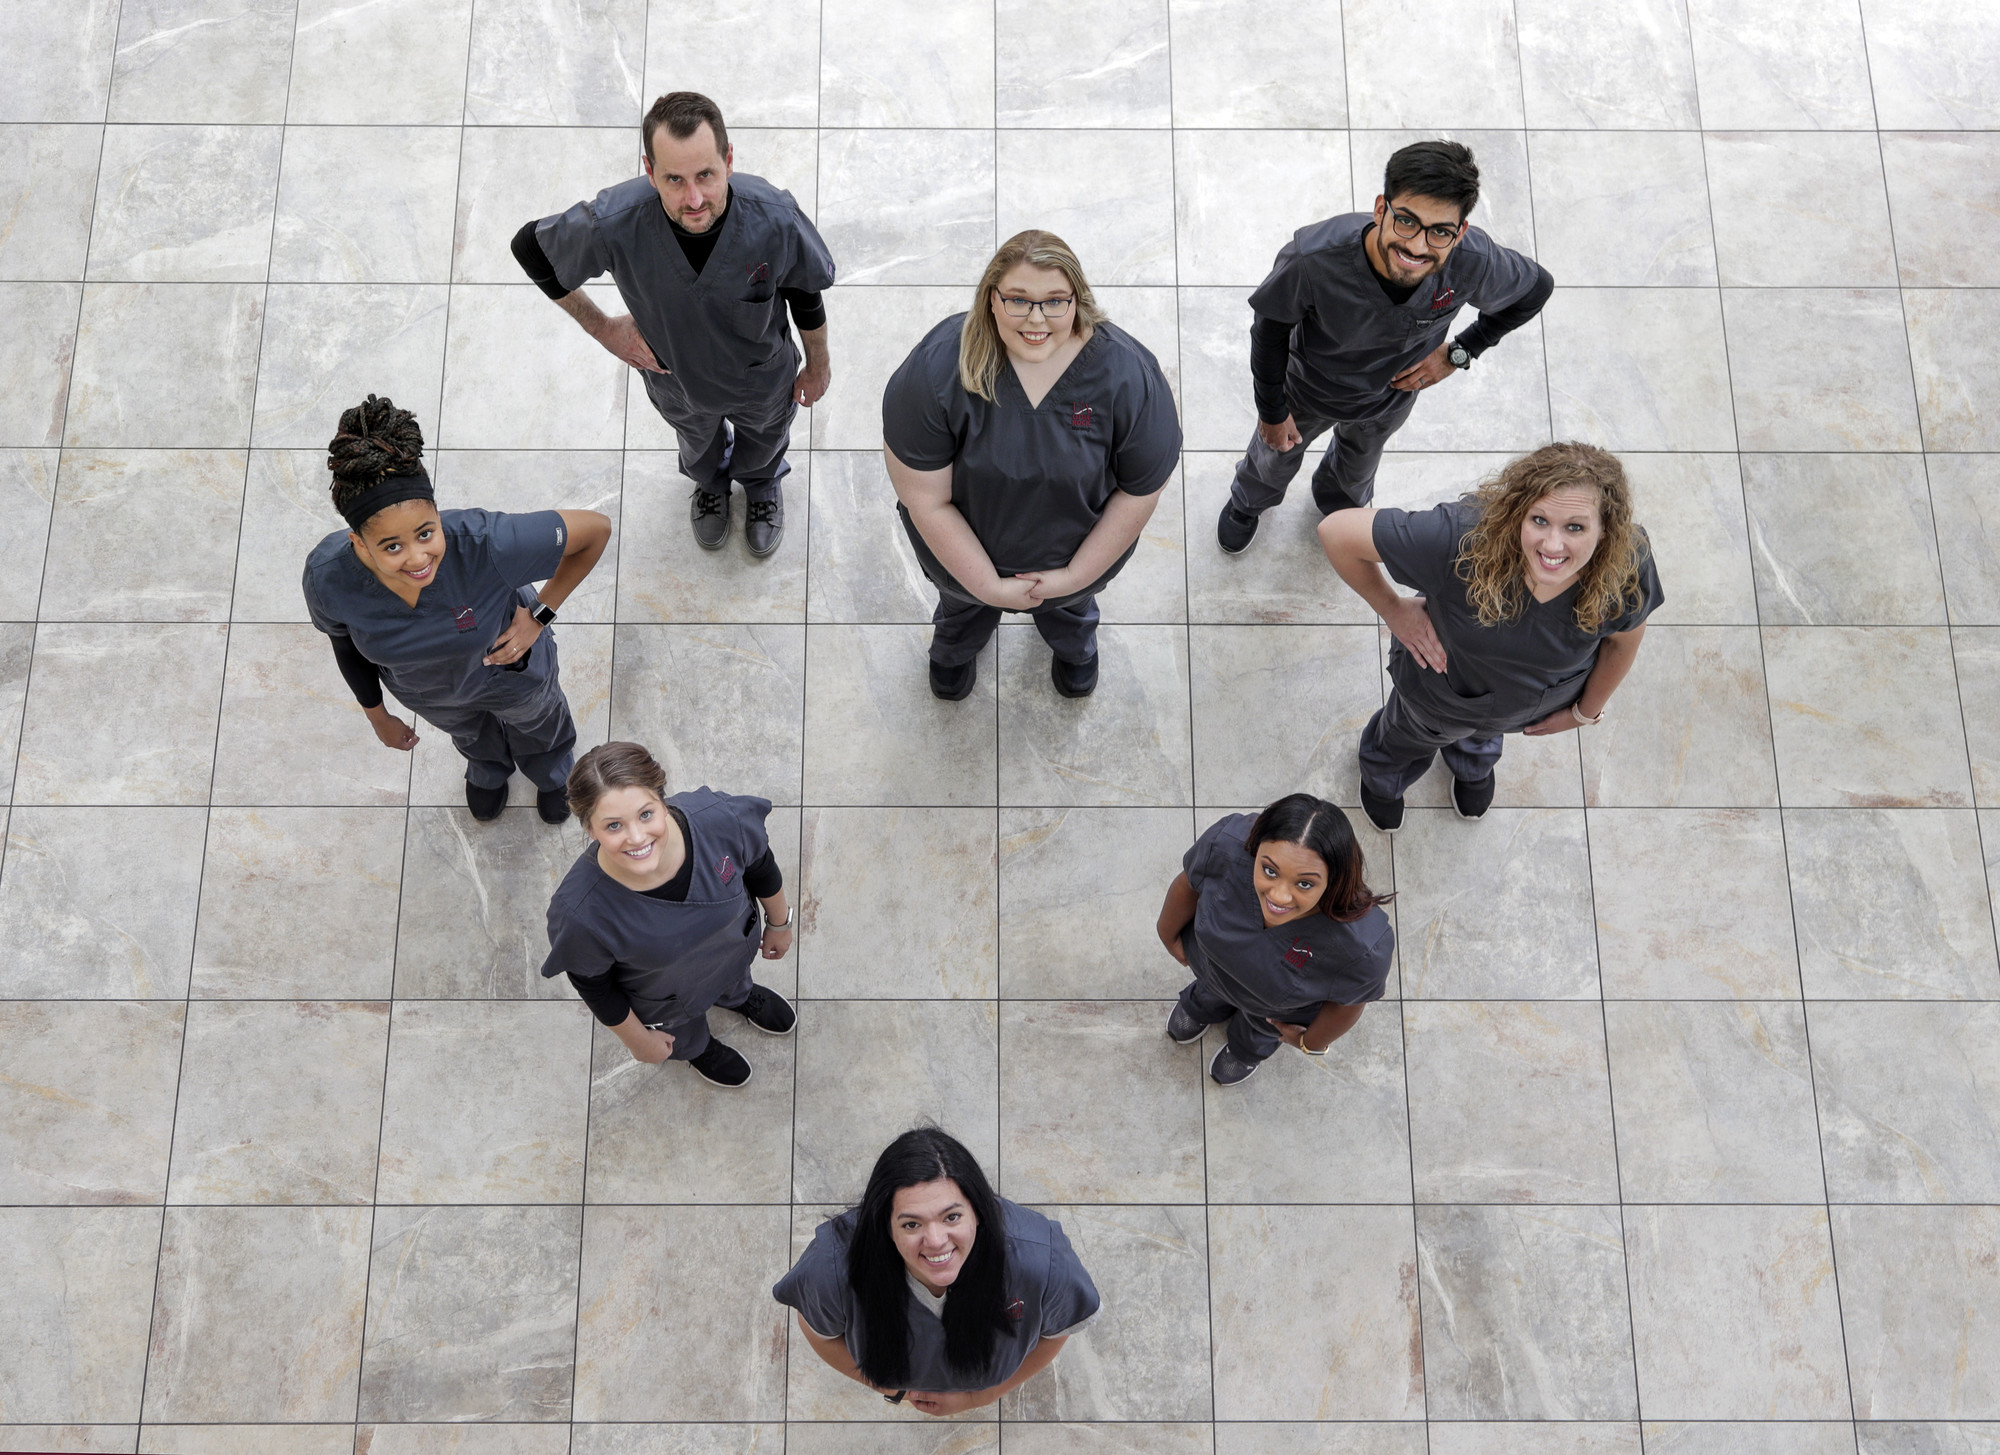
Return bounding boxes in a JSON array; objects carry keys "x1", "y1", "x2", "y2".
[
  {"x1": 1387, "y1": 207, "x2": 1466, "y2": 248},
  {"x1": 993, "y1": 291, "x2": 1075, "y2": 319}
]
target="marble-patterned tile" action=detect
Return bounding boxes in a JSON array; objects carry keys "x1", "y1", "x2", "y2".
[
  {"x1": 1605, "y1": 1000, "x2": 1823, "y2": 1202},
  {"x1": 209, "y1": 621, "x2": 413, "y2": 807},
  {"x1": 1343, "y1": 0, "x2": 1524, "y2": 127},
  {"x1": 1810, "y1": 1002, "x2": 2000, "y2": 1203},
  {"x1": 1190, "y1": 625, "x2": 1381, "y2": 806},
  {"x1": 1168, "y1": 0, "x2": 1343, "y2": 126},
  {"x1": 439, "y1": 283, "x2": 629, "y2": 450},
  {"x1": 1625, "y1": 1205, "x2": 1849, "y2": 1419},
  {"x1": 1960, "y1": 628, "x2": 2000, "y2": 805},
  {"x1": 1743, "y1": 453, "x2": 1943, "y2": 625},
  {"x1": 995, "y1": 130, "x2": 1175, "y2": 286},
  {"x1": 574, "y1": 1428, "x2": 788, "y2": 1455},
  {"x1": 1385, "y1": 317, "x2": 1555, "y2": 455},
  {"x1": 1763, "y1": 627, "x2": 1973, "y2": 808},
  {"x1": 16, "y1": 623, "x2": 226, "y2": 804},
  {"x1": 252, "y1": 283, "x2": 449, "y2": 448},
  {"x1": 0, "y1": 1001, "x2": 182, "y2": 1205},
  {"x1": 610, "y1": 623, "x2": 806, "y2": 805},
  {"x1": 1000, "y1": 1001, "x2": 1205, "y2": 1203},
  {"x1": 270, "y1": 127, "x2": 460, "y2": 284},
  {"x1": 1882, "y1": 132, "x2": 2000, "y2": 288},
  {"x1": 1202, "y1": 1003, "x2": 1413, "y2": 1203},
  {"x1": 1787, "y1": 808, "x2": 2000, "y2": 999},
  {"x1": 1166, "y1": 286, "x2": 1252, "y2": 450},
  {"x1": 452, "y1": 126, "x2": 636, "y2": 283},
  {"x1": 640, "y1": 0, "x2": 820, "y2": 126},
  {"x1": 85, "y1": 125, "x2": 280, "y2": 281},
  {"x1": 818, "y1": 0, "x2": 993, "y2": 127},
  {"x1": 998, "y1": 623, "x2": 1192, "y2": 808},
  {"x1": 1543, "y1": 288, "x2": 1736, "y2": 452},
  {"x1": 1619, "y1": 454, "x2": 1755, "y2": 626},
  {"x1": 1579, "y1": 625, "x2": 1779, "y2": 807},
  {"x1": 1930, "y1": 456, "x2": 2000, "y2": 625},
  {"x1": 1351, "y1": 129, "x2": 1538, "y2": 256},
  {"x1": 1405, "y1": 1001, "x2": 1619, "y2": 1203},
  {"x1": 376, "y1": 1000, "x2": 594, "y2": 1204},
  {"x1": 0, "y1": 450, "x2": 60, "y2": 619},
  {"x1": 1832, "y1": 1205, "x2": 2000, "y2": 1418},
  {"x1": 65, "y1": 282, "x2": 263, "y2": 448},
  {"x1": 0, "y1": 624, "x2": 27, "y2": 801},
  {"x1": 353, "y1": 1427, "x2": 573, "y2": 1455},
  {"x1": 1516, "y1": 0, "x2": 1700, "y2": 127},
  {"x1": 1905, "y1": 289, "x2": 2000, "y2": 451},
  {"x1": 1725, "y1": 289, "x2": 1922, "y2": 452},
  {"x1": 1094, "y1": 282, "x2": 1182, "y2": 403},
  {"x1": 1004, "y1": 1426, "x2": 1211, "y2": 1455},
  {"x1": 286, "y1": 0, "x2": 474, "y2": 125},
  {"x1": 166, "y1": 1000, "x2": 389, "y2": 1205},
  {"x1": 1175, "y1": 130, "x2": 1351, "y2": 288},
  {"x1": 1686, "y1": 0, "x2": 1874, "y2": 127},
  {"x1": 1589, "y1": 808, "x2": 1800, "y2": 998},
  {"x1": 138, "y1": 1429, "x2": 352, "y2": 1455},
  {"x1": 1209, "y1": 1204, "x2": 1423, "y2": 1419},
  {"x1": 0, "y1": 124, "x2": 103, "y2": 279},
  {"x1": 726, "y1": 128, "x2": 823, "y2": 217},
  {"x1": 231, "y1": 450, "x2": 343, "y2": 622},
  {"x1": 427, "y1": 449, "x2": 622, "y2": 622},
  {"x1": 816, "y1": 130, "x2": 994, "y2": 287},
  {"x1": 359, "y1": 1205, "x2": 580, "y2": 1422},
  {"x1": 0, "y1": 1207, "x2": 159, "y2": 1422},
  {"x1": 1857, "y1": 1425, "x2": 2000, "y2": 1455},
  {"x1": 1862, "y1": 0, "x2": 2000, "y2": 130},
  {"x1": 791, "y1": 998, "x2": 999, "y2": 1204},
  {"x1": 463, "y1": 0, "x2": 643, "y2": 125},
  {"x1": 1528, "y1": 131, "x2": 1715, "y2": 285},
  {"x1": 0, "y1": 0, "x2": 122, "y2": 123},
  {"x1": 0, "y1": 1426, "x2": 141, "y2": 1454},
  {"x1": 801, "y1": 623, "x2": 995, "y2": 806},
  {"x1": 1215, "y1": 1428, "x2": 1426, "y2": 1455},
  {"x1": 39, "y1": 449, "x2": 245, "y2": 622},
  {"x1": 1184, "y1": 452, "x2": 1377, "y2": 623},
  {"x1": 0, "y1": 283, "x2": 80, "y2": 449},
  {"x1": 1000, "y1": 1204, "x2": 1211, "y2": 1421},
  {"x1": 1429, "y1": 1430, "x2": 1641, "y2": 1455},
  {"x1": 799, "y1": 805, "x2": 996, "y2": 998},
  {"x1": 1393, "y1": 808, "x2": 1598, "y2": 999},
  {"x1": 573, "y1": 1205, "x2": 788, "y2": 1420},
  {"x1": 615, "y1": 449, "x2": 804, "y2": 622},
  {"x1": 1707, "y1": 132, "x2": 1897, "y2": 287},
  {"x1": 108, "y1": 0, "x2": 297, "y2": 124},
  {"x1": 995, "y1": 0, "x2": 1170, "y2": 126},
  {"x1": 804, "y1": 451, "x2": 928, "y2": 623},
  {"x1": 1647, "y1": 1426, "x2": 1855, "y2": 1455}
]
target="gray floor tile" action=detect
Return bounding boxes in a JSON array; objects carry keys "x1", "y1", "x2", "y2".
[
  {"x1": 0, "y1": 450, "x2": 59, "y2": 620},
  {"x1": 0, "y1": 1426, "x2": 138, "y2": 1454},
  {"x1": 1173, "y1": 285, "x2": 1254, "y2": 451},
  {"x1": 1184, "y1": 451, "x2": 1377, "y2": 624},
  {"x1": 428, "y1": 449, "x2": 623, "y2": 620},
  {"x1": 230, "y1": 450, "x2": 339, "y2": 623},
  {"x1": 1646, "y1": 1425, "x2": 1856, "y2": 1455},
  {"x1": 286, "y1": 0, "x2": 473, "y2": 126},
  {"x1": 357, "y1": 1427, "x2": 571, "y2": 1455},
  {"x1": 252, "y1": 282, "x2": 449, "y2": 448},
  {"x1": 804, "y1": 451, "x2": 929, "y2": 623},
  {"x1": 730, "y1": 127, "x2": 823, "y2": 217},
  {"x1": 1429, "y1": 1429, "x2": 1640, "y2": 1455},
  {"x1": 1543, "y1": 288, "x2": 1737, "y2": 452},
  {"x1": 0, "y1": 1207, "x2": 160, "y2": 1422},
  {"x1": 40, "y1": 449, "x2": 246, "y2": 622},
  {"x1": 440, "y1": 283, "x2": 629, "y2": 450},
  {"x1": 996, "y1": 130, "x2": 1175, "y2": 286},
  {"x1": 166, "y1": 999, "x2": 388, "y2": 1205},
  {"x1": 996, "y1": 0, "x2": 1169, "y2": 127},
  {"x1": 1352, "y1": 130, "x2": 1538, "y2": 256},
  {"x1": 1190, "y1": 625, "x2": 1381, "y2": 806},
  {"x1": 0, "y1": 282, "x2": 79, "y2": 449},
  {"x1": 1743, "y1": 453, "x2": 1944, "y2": 625},
  {"x1": 464, "y1": 0, "x2": 643, "y2": 126},
  {"x1": 817, "y1": 130, "x2": 994, "y2": 288},
  {"x1": 270, "y1": 126, "x2": 460, "y2": 284},
  {"x1": 85, "y1": 125, "x2": 280, "y2": 282},
  {"x1": 1387, "y1": 319, "x2": 1555, "y2": 454},
  {"x1": 0, "y1": 1001, "x2": 182, "y2": 1205},
  {"x1": 1167, "y1": 0, "x2": 1346, "y2": 128},
  {"x1": 1833, "y1": 1205, "x2": 2000, "y2": 1418},
  {"x1": 1175, "y1": 130, "x2": 1353, "y2": 288},
  {"x1": 1958, "y1": 628, "x2": 2000, "y2": 805},
  {"x1": 138, "y1": 1428, "x2": 353, "y2": 1455},
  {"x1": 0, "y1": 622, "x2": 31, "y2": 798},
  {"x1": 0, "y1": 0, "x2": 121, "y2": 124},
  {"x1": 1707, "y1": 132, "x2": 1897, "y2": 288},
  {"x1": 1930, "y1": 455, "x2": 2000, "y2": 625},
  {"x1": 818, "y1": 0, "x2": 994, "y2": 128},
  {"x1": 1094, "y1": 458, "x2": 1188, "y2": 626},
  {"x1": 611, "y1": 623, "x2": 805, "y2": 805},
  {"x1": 1725, "y1": 289, "x2": 1923, "y2": 452},
  {"x1": 65, "y1": 282, "x2": 263, "y2": 448},
  {"x1": 1857, "y1": 1426, "x2": 2000, "y2": 1455},
  {"x1": 618, "y1": 450, "x2": 803, "y2": 622},
  {"x1": 643, "y1": 0, "x2": 819, "y2": 127},
  {"x1": 1517, "y1": 0, "x2": 1699, "y2": 127},
  {"x1": 451, "y1": 126, "x2": 635, "y2": 284},
  {"x1": 801, "y1": 624, "x2": 993, "y2": 806},
  {"x1": 1863, "y1": 0, "x2": 2000, "y2": 129},
  {"x1": 1528, "y1": 131, "x2": 1715, "y2": 286},
  {"x1": 1686, "y1": 0, "x2": 1876, "y2": 128},
  {"x1": 1344, "y1": 0, "x2": 1523, "y2": 127},
  {"x1": 0, "y1": 124, "x2": 102, "y2": 281},
  {"x1": 1004, "y1": 1427, "x2": 1209, "y2": 1455},
  {"x1": 108, "y1": 0, "x2": 297, "y2": 125},
  {"x1": 575, "y1": 1428, "x2": 786, "y2": 1455},
  {"x1": 1215, "y1": 1428, "x2": 1426, "y2": 1455},
  {"x1": 1580, "y1": 625, "x2": 1779, "y2": 807},
  {"x1": 999, "y1": 623, "x2": 1192, "y2": 807},
  {"x1": 1905, "y1": 288, "x2": 2000, "y2": 451}
]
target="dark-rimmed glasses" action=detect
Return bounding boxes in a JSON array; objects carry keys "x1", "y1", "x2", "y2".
[
  {"x1": 995, "y1": 293, "x2": 1074, "y2": 319},
  {"x1": 1388, "y1": 208, "x2": 1464, "y2": 247}
]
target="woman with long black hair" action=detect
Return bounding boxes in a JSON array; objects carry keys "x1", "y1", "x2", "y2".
[{"x1": 773, "y1": 1128, "x2": 1099, "y2": 1416}]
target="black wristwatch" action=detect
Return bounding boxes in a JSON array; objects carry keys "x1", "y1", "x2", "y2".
[
  {"x1": 529, "y1": 600, "x2": 558, "y2": 626},
  {"x1": 1447, "y1": 340, "x2": 1472, "y2": 370}
]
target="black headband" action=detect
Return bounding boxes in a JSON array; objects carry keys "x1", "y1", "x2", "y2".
[{"x1": 340, "y1": 466, "x2": 435, "y2": 532}]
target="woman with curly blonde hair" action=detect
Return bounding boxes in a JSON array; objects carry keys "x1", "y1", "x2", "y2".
[{"x1": 1318, "y1": 442, "x2": 1663, "y2": 829}]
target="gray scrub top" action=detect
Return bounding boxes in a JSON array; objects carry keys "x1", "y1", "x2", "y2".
[
  {"x1": 1184, "y1": 813, "x2": 1394, "y2": 1020},
  {"x1": 534, "y1": 172, "x2": 836, "y2": 414},
  {"x1": 1249, "y1": 214, "x2": 1542, "y2": 418},
  {"x1": 1374, "y1": 497, "x2": 1665, "y2": 731},
  {"x1": 302, "y1": 508, "x2": 568, "y2": 710},
  {"x1": 883, "y1": 314, "x2": 1181, "y2": 596},
  {"x1": 773, "y1": 1198, "x2": 1100, "y2": 1393},
  {"x1": 539, "y1": 788, "x2": 773, "y2": 1028}
]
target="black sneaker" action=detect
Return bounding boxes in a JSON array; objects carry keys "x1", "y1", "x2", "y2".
[
  {"x1": 466, "y1": 780, "x2": 507, "y2": 822},
  {"x1": 1216, "y1": 500, "x2": 1260, "y2": 554},
  {"x1": 728, "y1": 984, "x2": 796, "y2": 1035},
  {"x1": 1167, "y1": 1004, "x2": 1205, "y2": 1044},
  {"x1": 1051, "y1": 653, "x2": 1098, "y2": 699},
  {"x1": 1209, "y1": 1045, "x2": 1261, "y2": 1086},
  {"x1": 536, "y1": 787, "x2": 569, "y2": 825},
  {"x1": 1452, "y1": 772, "x2": 1496, "y2": 820},
  {"x1": 929, "y1": 657, "x2": 976, "y2": 701},
  {"x1": 1359, "y1": 782, "x2": 1404, "y2": 833},
  {"x1": 744, "y1": 496, "x2": 784, "y2": 557},
  {"x1": 689, "y1": 1039, "x2": 751, "y2": 1087},
  {"x1": 690, "y1": 487, "x2": 729, "y2": 549}
]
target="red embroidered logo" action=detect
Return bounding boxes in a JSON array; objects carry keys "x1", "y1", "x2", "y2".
[
  {"x1": 452, "y1": 606, "x2": 477, "y2": 632},
  {"x1": 747, "y1": 261, "x2": 771, "y2": 284},
  {"x1": 1068, "y1": 403, "x2": 1093, "y2": 429},
  {"x1": 1283, "y1": 938, "x2": 1314, "y2": 970},
  {"x1": 1005, "y1": 1299, "x2": 1025, "y2": 1321},
  {"x1": 717, "y1": 855, "x2": 735, "y2": 883},
  {"x1": 1430, "y1": 286, "x2": 1456, "y2": 311}
]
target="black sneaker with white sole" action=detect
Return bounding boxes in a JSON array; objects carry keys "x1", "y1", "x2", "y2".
[
  {"x1": 689, "y1": 1039, "x2": 751, "y2": 1087},
  {"x1": 1208, "y1": 1044, "x2": 1261, "y2": 1085},
  {"x1": 1216, "y1": 500, "x2": 1260, "y2": 554},
  {"x1": 1359, "y1": 781, "x2": 1404, "y2": 833},
  {"x1": 728, "y1": 984, "x2": 796, "y2": 1035},
  {"x1": 1167, "y1": 1003, "x2": 1206, "y2": 1044},
  {"x1": 1452, "y1": 772, "x2": 1496, "y2": 820}
]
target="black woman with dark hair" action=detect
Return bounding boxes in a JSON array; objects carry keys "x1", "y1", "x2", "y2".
[
  {"x1": 302, "y1": 394, "x2": 612, "y2": 824},
  {"x1": 773, "y1": 1128, "x2": 1100, "y2": 1417},
  {"x1": 1157, "y1": 794, "x2": 1396, "y2": 1086}
]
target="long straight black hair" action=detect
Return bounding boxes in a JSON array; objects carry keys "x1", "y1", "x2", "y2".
[
  {"x1": 1247, "y1": 793, "x2": 1394, "y2": 921},
  {"x1": 844, "y1": 1128, "x2": 1012, "y2": 1388}
]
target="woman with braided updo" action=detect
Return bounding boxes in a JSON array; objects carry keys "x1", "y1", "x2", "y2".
[{"x1": 302, "y1": 395, "x2": 612, "y2": 823}]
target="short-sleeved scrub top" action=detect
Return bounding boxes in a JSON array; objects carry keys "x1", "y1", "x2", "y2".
[
  {"x1": 1372, "y1": 497, "x2": 1665, "y2": 733},
  {"x1": 533, "y1": 172, "x2": 836, "y2": 415},
  {"x1": 302, "y1": 507, "x2": 568, "y2": 713},
  {"x1": 1183, "y1": 812, "x2": 1395, "y2": 1021},
  {"x1": 882, "y1": 315, "x2": 1182, "y2": 601},
  {"x1": 773, "y1": 1198, "x2": 1100, "y2": 1393}
]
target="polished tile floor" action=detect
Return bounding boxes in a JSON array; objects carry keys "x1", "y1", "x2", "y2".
[{"x1": 3, "y1": 0, "x2": 2000, "y2": 1451}]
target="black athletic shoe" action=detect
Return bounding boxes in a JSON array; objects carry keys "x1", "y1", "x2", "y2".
[
  {"x1": 1452, "y1": 772, "x2": 1496, "y2": 820},
  {"x1": 1209, "y1": 1045, "x2": 1261, "y2": 1086},
  {"x1": 1051, "y1": 653, "x2": 1098, "y2": 698},
  {"x1": 929, "y1": 657, "x2": 976, "y2": 701},
  {"x1": 1216, "y1": 500, "x2": 1260, "y2": 554},
  {"x1": 689, "y1": 1039, "x2": 752, "y2": 1087},
  {"x1": 744, "y1": 497, "x2": 784, "y2": 557},
  {"x1": 536, "y1": 788, "x2": 569, "y2": 825},
  {"x1": 1359, "y1": 782, "x2": 1404, "y2": 833},
  {"x1": 466, "y1": 780, "x2": 507, "y2": 822},
  {"x1": 1167, "y1": 1004, "x2": 1206, "y2": 1044},
  {"x1": 690, "y1": 487, "x2": 729, "y2": 549},
  {"x1": 729, "y1": 984, "x2": 796, "y2": 1035}
]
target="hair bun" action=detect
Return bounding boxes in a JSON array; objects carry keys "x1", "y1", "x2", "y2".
[{"x1": 327, "y1": 394, "x2": 427, "y2": 503}]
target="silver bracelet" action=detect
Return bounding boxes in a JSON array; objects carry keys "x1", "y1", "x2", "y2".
[
  {"x1": 764, "y1": 912, "x2": 793, "y2": 929},
  {"x1": 1570, "y1": 701, "x2": 1604, "y2": 726}
]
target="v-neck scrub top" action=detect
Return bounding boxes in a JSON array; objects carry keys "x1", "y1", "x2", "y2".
[
  {"x1": 773, "y1": 1199, "x2": 1100, "y2": 1393},
  {"x1": 1183, "y1": 813, "x2": 1395, "y2": 1019},
  {"x1": 1373, "y1": 498, "x2": 1665, "y2": 731},
  {"x1": 533, "y1": 173, "x2": 836, "y2": 415},
  {"x1": 883, "y1": 315, "x2": 1181, "y2": 597},
  {"x1": 303, "y1": 508, "x2": 568, "y2": 711}
]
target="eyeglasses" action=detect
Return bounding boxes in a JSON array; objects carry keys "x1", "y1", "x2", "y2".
[
  {"x1": 995, "y1": 293, "x2": 1074, "y2": 319},
  {"x1": 1388, "y1": 208, "x2": 1464, "y2": 247}
]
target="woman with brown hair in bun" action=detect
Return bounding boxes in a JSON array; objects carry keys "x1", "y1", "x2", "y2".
[{"x1": 301, "y1": 394, "x2": 611, "y2": 822}]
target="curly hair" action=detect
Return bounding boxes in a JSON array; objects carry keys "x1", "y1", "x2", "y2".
[
  {"x1": 326, "y1": 394, "x2": 426, "y2": 518},
  {"x1": 1456, "y1": 442, "x2": 1647, "y2": 636},
  {"x1": 958, "y1": 230, "x2": 1109, "y2": 402}
]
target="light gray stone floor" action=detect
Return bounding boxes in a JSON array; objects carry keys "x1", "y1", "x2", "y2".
[{"x1": 2, "y1": 0, "x2": 1999, "y2": 1449}]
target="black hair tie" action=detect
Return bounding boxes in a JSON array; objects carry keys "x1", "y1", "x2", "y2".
[{"x1": 340, "y1": 466, "x2": 435, "y2": 532}]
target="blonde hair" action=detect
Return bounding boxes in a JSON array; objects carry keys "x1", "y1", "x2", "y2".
[
  {"x1": 1456, "y1": 442, "x2": 1648, "y2": 636},
  {"x1": 958, "y1": 230, "x2": 1109, "y2": 402}
]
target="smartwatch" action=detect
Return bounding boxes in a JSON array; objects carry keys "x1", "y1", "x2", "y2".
[
  {"x1": 529, "y1": 601, "x2": 558, "y2": 627},
  {"x1": 1447, "y1": 340, "x2": 1472, "y2": 370}
]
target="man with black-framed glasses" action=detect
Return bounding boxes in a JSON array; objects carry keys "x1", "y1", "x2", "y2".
[{"x1": 1218, "y1": 140, "x2": 1553, "y2": 554}]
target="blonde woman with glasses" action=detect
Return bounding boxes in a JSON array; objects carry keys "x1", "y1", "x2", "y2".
[{"x1": 883, "y1": 230, "x2": 1181, "y2": 700}]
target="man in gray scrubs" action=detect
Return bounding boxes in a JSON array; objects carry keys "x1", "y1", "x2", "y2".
[
  {"x1": 1219, "y1": 140, "x2": 1554, "y2": 554},
  {"x1": 512, "y1": 91, "x2": 836, "y2": 557}
]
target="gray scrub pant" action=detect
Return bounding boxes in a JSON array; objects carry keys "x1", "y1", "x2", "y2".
[
  {"x1": 1357, "y1": 687, "x2": 1503, "y2": 799},
  {"x1": 643, "y1": 371, "x2": 796, "y2": 502},
  {"x1": 929, "y1": 587, "x2": 1099, "y2": 668},
  {"x1": 660, "y1": 965, "x2": 754, "y2": 1062},
  {"x1": 1177, "y1": 976, "x2": 1321, "y2": 1066},
  {"x1": 1230, "y1": 390, "x2": 1417, "y2": 515},
  {"x1": 417, "y1": 652, "x2": 578, "y2": 794}
]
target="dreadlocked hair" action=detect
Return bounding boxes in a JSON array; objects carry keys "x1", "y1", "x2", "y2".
[{"x1": 326, "y1": 394, "x2": 426, "y2": 517}]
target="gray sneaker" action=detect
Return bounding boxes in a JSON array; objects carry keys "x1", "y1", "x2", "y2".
[
  {"x1": 745, "y1": 496, "x2": 784, "y2": 557},
  {"x1": 1209, "y1": 1044, "x2": 1261, "y2": 1086},
  {"x1": 690, "y1": 487, "x2": 729, "y2": 549}
]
